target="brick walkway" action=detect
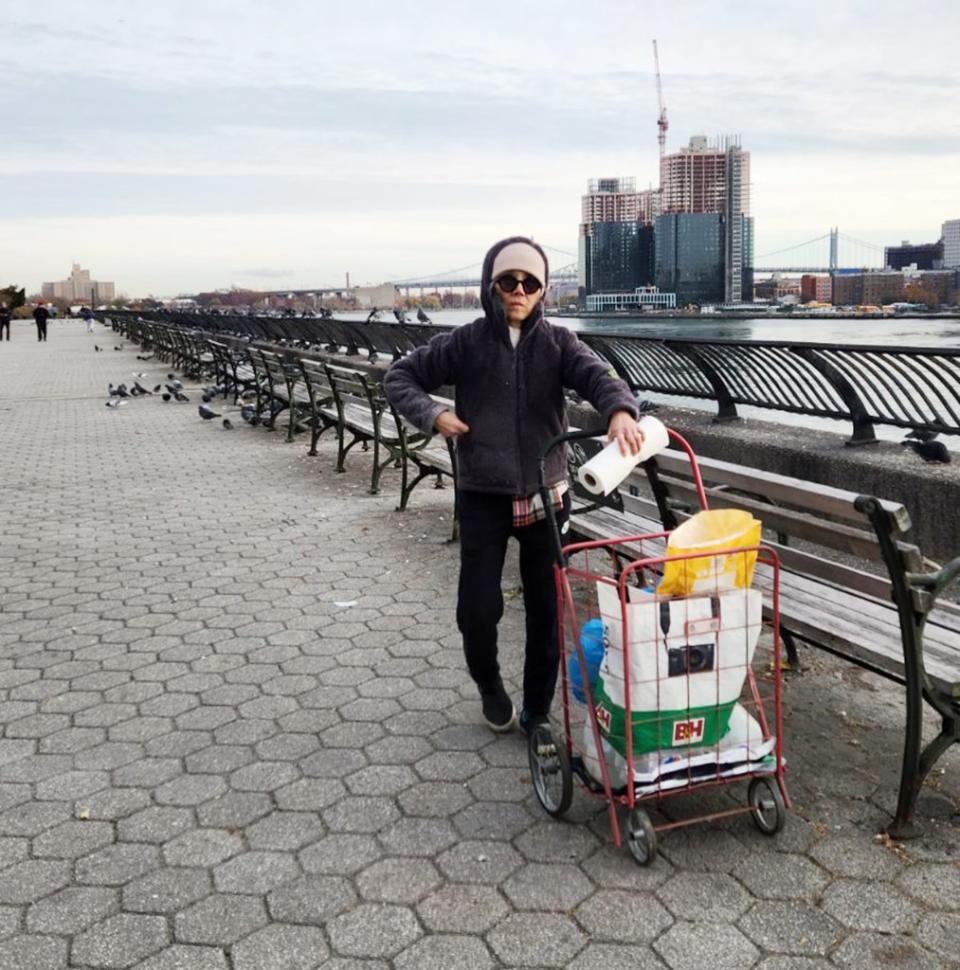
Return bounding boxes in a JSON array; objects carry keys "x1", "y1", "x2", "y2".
[{"x1": 0, "y1": 318, "x2": 958, "y2": 969}]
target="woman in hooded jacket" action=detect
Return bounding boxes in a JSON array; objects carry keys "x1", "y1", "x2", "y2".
[{"x1": 384, "y1": 236, "x2": 643, "y2": 734}]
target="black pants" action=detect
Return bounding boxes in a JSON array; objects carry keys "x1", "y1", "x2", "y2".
[
  {"x1": 0, "y1": 321, "x2": 9, "y2": 340},
  {"x1": 456, "y1": 489, "x2": 570, "y2": 716},
  {"x1": 36, "y1": 321, "x2": 47, "y2": 341}
]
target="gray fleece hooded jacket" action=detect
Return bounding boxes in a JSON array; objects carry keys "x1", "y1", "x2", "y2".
[{"x1": 383, "y1": 236, "x2": 638, "y2": 496}]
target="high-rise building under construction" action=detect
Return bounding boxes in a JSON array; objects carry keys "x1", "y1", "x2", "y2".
[{"x1": 656, "y1": 136, "x2": 754, "y2": 305}]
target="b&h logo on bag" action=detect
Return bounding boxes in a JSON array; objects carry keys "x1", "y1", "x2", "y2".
[
  {"x1": 672, "y1": 717, "x2": 705, "y2": 745},
  {"x1": 595, "y1": 705, "x2": 612, "y2": 733}
]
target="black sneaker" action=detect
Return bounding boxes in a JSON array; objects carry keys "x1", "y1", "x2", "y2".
[
  {"x1": 519, "y1": 710, "x2": 550, "y2": 737},
  {"x1": 480, "y1": 685, "x2": 517, "y2": 733}
]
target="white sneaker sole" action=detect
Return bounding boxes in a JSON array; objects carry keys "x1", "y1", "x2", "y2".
[{"x1": 484, "y1": 707, "x2": 518, "y2": 733}]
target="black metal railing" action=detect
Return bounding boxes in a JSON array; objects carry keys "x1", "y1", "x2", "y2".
[{"x1": 104, "y1": 310, "x2": 960, "y2": 444}]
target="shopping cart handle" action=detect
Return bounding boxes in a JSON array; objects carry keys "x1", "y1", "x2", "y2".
[{"x1": 538, "y1": 428, "x2": 604, "y2": 490}]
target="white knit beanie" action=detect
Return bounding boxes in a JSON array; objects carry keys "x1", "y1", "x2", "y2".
[{"x1": 491, "y1": 242, "x2": 547, "y2": 288}]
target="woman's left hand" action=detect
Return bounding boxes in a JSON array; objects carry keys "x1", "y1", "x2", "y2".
[{"x1": 607, "y1": 410, "x2": 644, "y2": 457}]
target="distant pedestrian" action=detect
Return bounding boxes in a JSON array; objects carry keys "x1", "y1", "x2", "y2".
[
  {"x1": 81, "y1": 305, "x2": 94, "y2": 333},
  {"x1": 0, "y1": 305, "x2": 10, "y2": 341},
  {"x1": 33, "y1": 304, "x2": 49, "y2": 342}
]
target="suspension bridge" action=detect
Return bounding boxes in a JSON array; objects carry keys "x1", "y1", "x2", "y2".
[{"x1": 755, "y1": 228, "x2": 886, "y2": 274}]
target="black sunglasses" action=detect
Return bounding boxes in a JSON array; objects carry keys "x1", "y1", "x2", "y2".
[{"x1": 496, "y1": 274, "x2": 542, "y2": 295}]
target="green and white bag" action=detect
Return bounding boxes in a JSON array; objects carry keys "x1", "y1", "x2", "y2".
[{"x1": 593, "y1": 583, "x2": 763, "y2": 758}]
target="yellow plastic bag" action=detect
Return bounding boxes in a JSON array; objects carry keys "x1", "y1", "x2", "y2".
[{"x1": 660, "y1": 509, "x2": 761, "y2": 596}]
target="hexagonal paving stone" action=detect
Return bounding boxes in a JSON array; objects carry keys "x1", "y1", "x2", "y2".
[
  {"x1": 117, "y1": 806, "x2": 194, "y2": 844},
  {"x1": 436, "y1": 839, "x2": 524, "y2": 885},
  {"x1": 245, "y1": 811, "x2": 325, "y2": 850},
  {"x1": 174, "y1": 894, "x2": 269, "y2": 946},
  {"x1": 657, "y1": 871, "x2": 752, "y2": 923},
  {"x1": 75, "y1": 842, "x2": 161, "y2": 887},
  {"x1": 71, "y1": 912, "x2": 168, "y2": 968},
  {"x1": 122, "y1": 867, "x2": 212, "y2": 914},
  {"x1": 213, "y1": 850, "x2": 300, "y2": 894},
  {"x1": 231, "y1": 923, "x2": 330, "y2": 970},
  {"x1": 0, "y1": 934, "x2": 67, "y2": 970},
  {"x1": 514, "y1": 819, "x2": 601, "y2": 863},
  {"x1": 327, "y1": 903, "x2": 422, "y2": 959},
  {"x1": 395, "y1": 934, "x2": 494, "y2": 970},
  {"x1": 322, "y1": 796, "x2": 399, "y2": 833},
  {"x1": 196, "y1": 792, "x2": 272, "y2": 829},
  {"x1": 453, "y1": 801, "x2": 534, "y2": 841},
  {"x1": 915, "y1": 912, "x2": 960, "y2": 965},
  {"x1": 163, "y1": 829, "x2": 243, "y2": 868},
  {"x1": 355, "y1": 858, "x2": 442, "y2": 904},
  {"x1": 575, "y1": 890, "x2": 673, "y2": 944},
  {"x1": 417, "y1": 883, "x2": 510, "y2": 934},
  {"x1": 820, "y1": 879, "x2": 921, "y2": 933},
  {"x1": 299, "y1": 834, "x2": 382, "y2": 875},
  {"x1": 0, "y1": 859, "x2": 71, "y2": 903},
  {"x1": 654, "y1": 923, "x2": 759, "y2": 970},
  {"x1": 733, "y1": 852, "x2": 830, "y2": 900},
  {"x1": 897, "y1": 862, "x2": 960, "y2": 911},
  {"x1": 267, "y1": 874, "x2": 357, "y2": 925},
  {"x1": 26, "y1": 886, "x2": 119, "y2": 935},
  {"x1": 503, "y1": 862, "x2": 594, "y2": 911},
  {"x1": 379, "y1": 817, "x2": 458, "y2": 857},
  {"x1": 809, "y1": 834, "x2": 904, "y2": 880},
  {"x1": 31, "y1": 819, "x2": 114, "y2": 859},
  {"x1": 567, "y1": 943, "x2": 670, "y2": 970},
  {"x1": 133, "y1": 944, "x2": 229, "y2": 970},
  {"x1": 832, "y1": 930, "x2": 944, "y2": 969},
  {"x1": 738, "y1": 900, "x2": 844, "y2": 955},
  {"x1": 486, "y1": 911, "x2": 586, "y2": 967}
]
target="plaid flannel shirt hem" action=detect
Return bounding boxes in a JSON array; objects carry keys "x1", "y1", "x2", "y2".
[{"x1": 512, "y1": 481, "x2": 569, "y2": 528}]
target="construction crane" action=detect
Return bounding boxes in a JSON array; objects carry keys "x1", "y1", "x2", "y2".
[{"x1": 652, "y1": 39, "x2": 668, "y2": 159}]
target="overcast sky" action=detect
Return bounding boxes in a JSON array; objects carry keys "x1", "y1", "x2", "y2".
[{"x1": 2, "y1": 0, "x2": 959, "y2": 297}]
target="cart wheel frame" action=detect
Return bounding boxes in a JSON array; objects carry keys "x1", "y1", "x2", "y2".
[
  {"x1": 748, "y1": 776, "x2": 786, "y2": 835},
  {"x1": 625, "y1": 806, "x2": 658, "y2": 865},
  {"x1": 528, "y1": 724, "x2": 573, "y2": 818}
]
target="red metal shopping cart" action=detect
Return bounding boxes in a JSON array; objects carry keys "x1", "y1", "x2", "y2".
[{"x1": 529, "y1": 428, "x2": 790, "y2": 864}]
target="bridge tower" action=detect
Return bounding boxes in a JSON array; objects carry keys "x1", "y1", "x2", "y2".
[{"x1": 829, "y1": 227, "x2": 839, "y2": 273}]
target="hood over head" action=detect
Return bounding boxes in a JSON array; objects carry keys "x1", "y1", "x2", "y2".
[{"x1": 480, "y1": 236, "x2": 550, "y2": 325}]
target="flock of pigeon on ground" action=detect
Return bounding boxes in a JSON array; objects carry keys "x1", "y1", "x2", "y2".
[{"x1": 96, "y1": 339, "x2": 951, "y2": 462}]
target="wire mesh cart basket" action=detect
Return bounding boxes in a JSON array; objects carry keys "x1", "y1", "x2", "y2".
[{"x1": 530, "y1": 428, "x2": 790, "y2": 864}]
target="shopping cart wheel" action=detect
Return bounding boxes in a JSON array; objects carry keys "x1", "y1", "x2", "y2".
[
  {"x1": 625, "y1": 807, "x2": 657, "y2": 866},
  {"x1": 528, "y1": 725, "x2": 573, "y2": 818},
  {"x1": 748, "y1": 777, "x2": 786, "y2": 835}
]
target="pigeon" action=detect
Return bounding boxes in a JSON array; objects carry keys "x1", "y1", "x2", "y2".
[
  {"x1": 903, "y1": 439, "x2": 951, "y2": 464},
  {"x1": 164, "y1": 384, "x2": 180, "y2": 396},
  {"x1": 249, "y1": 413, "x2": 262, "y2": 427},
  {"x1": 134, "y1": 382, "x2": 152, "y2": 395},
  {"x1": 114, "y1": 346, "x2": 121, "y2": 351},
  {"x1": 107, "y1": 383, "x2": 119, "y2": 397},
  {"x1": 136, "y1": 354, "x2": 154, "y2": 361},
  {"x1": 133, "y1": 372, "x2": 147, "y2": 380},
  {"x1": 153, "y1": 384, "x2": 162, "y2": 393},
  {"x1": 162, "y1": 393, "x2": 172, "y2": 402},
  {"x1": 94, "y1": 345, "x2": 101, "y2": 352},
  {"x1": 222, "y1": 418, "x2": 233, "y2": 430},
  {"x1": 175, "y1": 391, "x2": 190, "y2": 403},
  {"x1": 129, "y1": 386, "x2": 141, "y2": 397},
  {"x1": 202, "y1": 393, "x2": 212, "y2": 403},
  {"x1": 199, "y1": 403, "x2": 220, "y2": 420},
  {"x1": 904, "y1": 428, "x2": 939, "y2": 443},
  {"x1": 105, "y1": 398, "x2": 126, "y2": 408},
  {"x1": 417, "y1": 307, "x2": 432, "y2": 323},
  {"x1": 240, "y1": 405, "x2": 256, "y2": 423},
  {"x1": 116, "y1": 384, "x2": 130, "y2": 398},
  {"x1": 240, "y1": 389, "x2": 257, "y2": 402},
  {"x1": 167, "y1": 373, "x2": 176, "y2": 380}
]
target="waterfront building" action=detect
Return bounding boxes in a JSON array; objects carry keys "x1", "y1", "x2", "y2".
[
  {"x1": 578, "y1": 178, "x2": 658, "y2": 298},
  {"x1": 755, "y1": 275, "x2": 801, "y2": 303},
  {"x1": 586, "y1": 286, "x2": 676, "y2": 312},
  {"x1": 801, "y1": 275, "x2": 833, "y2": 304},
  {"x1": 657, "y1": 136, "x2": 753, "y2": 304},
  {"x1": 41, "y1": 263, "x2": 115, "y2": 304},
  {"x1": 943, "y1": 219, "x2": 960, "y2": 268},
  {"x1": 655, "y1": 211, "x2": 753, "y2": 307},
  {"x1": 884, "y1": 240, "x2": 943, "y2": 271},
  {"x1": 584, "y1": 221, "x2": 655, "y2": 295}
]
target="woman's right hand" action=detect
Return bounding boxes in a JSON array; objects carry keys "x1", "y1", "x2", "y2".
[{"x1": 434, "y1": 410, "x2": 470, "y2": 438}]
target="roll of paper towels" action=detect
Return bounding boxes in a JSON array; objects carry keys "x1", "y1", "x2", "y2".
[{"x1": 576, "y1": 415, "x2": 669, "y2": 496}]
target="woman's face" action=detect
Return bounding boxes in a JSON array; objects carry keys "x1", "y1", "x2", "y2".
[{"x1": 495, "y1": 270, "x2": 543, "y2": 325}]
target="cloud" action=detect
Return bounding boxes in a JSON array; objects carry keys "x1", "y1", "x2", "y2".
[{"x1": 235, "y1": 268, "x2": 296, "y2": 279}]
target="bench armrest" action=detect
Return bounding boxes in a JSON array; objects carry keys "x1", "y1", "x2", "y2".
[{"x1": 906, "y1": 555, "x2": 960, "y2": 600}]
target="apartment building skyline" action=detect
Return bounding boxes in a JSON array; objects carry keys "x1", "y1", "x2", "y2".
[{"x1": 41, "y1": 263, "x2": 115, "y2": 304}]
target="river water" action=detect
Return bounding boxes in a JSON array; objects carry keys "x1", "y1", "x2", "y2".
[{"x1": 336, "y1": 310, "x2": 959, "y2": 445}]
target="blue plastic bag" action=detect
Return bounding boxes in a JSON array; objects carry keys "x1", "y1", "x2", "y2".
[{"x1": 570, "y1": 618, "x2": 606, "y2": 703}]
